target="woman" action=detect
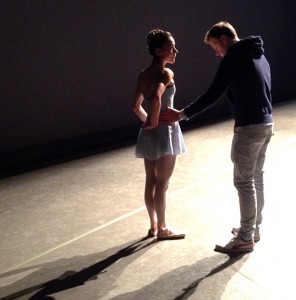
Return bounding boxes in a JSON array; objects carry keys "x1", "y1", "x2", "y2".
[{"x1": 132, "y1": 29, "x2": 186, "y2": 240}]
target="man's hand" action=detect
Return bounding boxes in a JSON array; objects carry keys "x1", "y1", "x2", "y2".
[{"x1": 159, "y1": 107, "x2": 182, "y2": 122}]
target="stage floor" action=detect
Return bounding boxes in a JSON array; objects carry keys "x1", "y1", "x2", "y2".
[{"x1": 1, "y1": 100, "x2": 295, "y2": 300}]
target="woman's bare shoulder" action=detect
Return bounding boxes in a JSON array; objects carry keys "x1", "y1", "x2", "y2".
[
  {"x1": 162, "y1": 68, "x2": 174, "y2": 86},
  {"x1": 163, "y1": 67, "x2": 174, "y2": 77}
]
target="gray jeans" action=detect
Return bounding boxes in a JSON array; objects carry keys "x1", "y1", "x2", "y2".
[{"x1": 231, "y1": 123, "x2": 273, "y2": 241}]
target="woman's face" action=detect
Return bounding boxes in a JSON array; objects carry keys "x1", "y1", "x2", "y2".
[{"x1": 159, "y1": 36, "x2": 178, "y2": 64}]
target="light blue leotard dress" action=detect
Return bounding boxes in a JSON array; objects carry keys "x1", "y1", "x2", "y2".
[{"x1": 135, "y1": 84, "x2": 186, "y2": 161}]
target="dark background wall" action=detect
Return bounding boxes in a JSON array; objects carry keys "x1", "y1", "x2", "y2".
[{"x1": 1, "y1": 0, "x2": 296, "y2": 168}]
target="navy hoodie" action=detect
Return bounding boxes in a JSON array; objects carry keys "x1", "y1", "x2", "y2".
[{"x1": 184, "y1": 36, "x2": 273, "y2": 127}]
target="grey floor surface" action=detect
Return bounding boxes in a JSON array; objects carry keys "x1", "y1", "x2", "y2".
[{"x1": 1, "y1": 100, "x2": 296, "y2": 300}]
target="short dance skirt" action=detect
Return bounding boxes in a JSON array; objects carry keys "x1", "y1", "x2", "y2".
[{"x1": 135, "y1": 122, "x2": 186, "y2": 161}]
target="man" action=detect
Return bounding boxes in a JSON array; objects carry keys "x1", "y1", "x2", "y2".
[{"x1": 160, "y1": 21, "x2": 273, "y2": 253}]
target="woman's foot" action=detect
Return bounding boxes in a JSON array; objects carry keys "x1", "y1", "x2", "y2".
[
  {"x1": 157, "y1": 228, "x2": 186, "y2": 240},
  {"x1": 147, "y1": 221, "x2": 158, "y2": 237},
  {"x1": 147, "y1": 228, "x2": 158, "y2": 237}
]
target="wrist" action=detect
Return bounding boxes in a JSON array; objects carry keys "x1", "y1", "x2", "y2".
[{"x1": 179, "y1": 110, "x2": 188, "y2": 121}]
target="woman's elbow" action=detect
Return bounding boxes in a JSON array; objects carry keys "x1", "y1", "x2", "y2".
[{"x1": 131, "y1": 105, "x2": 138, "y2": 113}]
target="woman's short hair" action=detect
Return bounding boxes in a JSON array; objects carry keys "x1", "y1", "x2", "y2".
[{"x1": 147, "y1": 29, "x2": 172, "y2": 56}]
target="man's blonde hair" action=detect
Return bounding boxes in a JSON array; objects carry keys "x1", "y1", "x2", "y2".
[{"x1": 204, "y1": 21, "x2": 238, "y2": 44}]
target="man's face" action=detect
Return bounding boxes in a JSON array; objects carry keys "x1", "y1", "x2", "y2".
[{"x1": 208, "y1": 36, "x2": 229, "y2": 57}]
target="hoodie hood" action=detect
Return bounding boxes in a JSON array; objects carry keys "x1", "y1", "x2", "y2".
[{"x1": 229, "y1": 36, "x2": 264, "y2": 59}]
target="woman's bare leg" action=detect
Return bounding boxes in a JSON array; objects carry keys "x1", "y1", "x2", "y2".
[
  {"x1": 144, "y1": 155, "x2": 185, "y2": 239},
  {"x1": 154, "y1": 155, "x2": 177, "y2": 230},
  {"x1": 144, "y1": 159, "x2": 158, "y2": 230}
]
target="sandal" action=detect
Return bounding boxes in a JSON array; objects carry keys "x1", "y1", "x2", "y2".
[{"x1": 157, "y1": 228, "x2": 186, "y2": 240}]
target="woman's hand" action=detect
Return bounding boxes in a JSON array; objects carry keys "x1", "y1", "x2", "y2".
[{"x1": 142, "y1": 121, "x2": 158, "y2": 130}]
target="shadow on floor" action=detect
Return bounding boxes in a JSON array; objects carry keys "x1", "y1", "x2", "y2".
[
  {"x1": 110, "y1": 253, "x2": 249, "y2": 300},
  {"x1": 0, "y1": 236, "x2": 156, "y2": 300}
]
